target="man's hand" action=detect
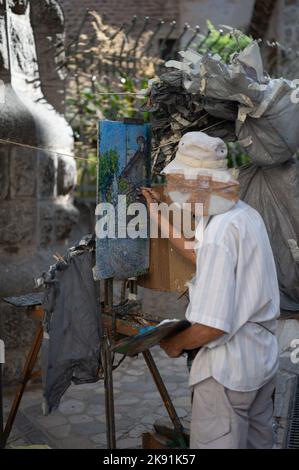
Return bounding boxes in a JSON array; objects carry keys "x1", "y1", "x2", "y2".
[
  {"x1": 140, "y1": 186, "x2": 196, "y2": 265},
  {"x1": 160, "y1": 323, "x2": 225, "y2": 358},
  {"x1": 139, "y1": 187, "x2": 161, "y2": 209},
  {"x1": 160, "y1": 337, "x2": 183, "y2": 358}
]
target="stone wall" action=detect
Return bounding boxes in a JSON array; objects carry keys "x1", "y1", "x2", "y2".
[
  {"x1": 280, "y1": 0, "x2": 299, "y2": 47},
  {"x1": 59, "y1": 0, "x2": 299, "y2": 68},
  {"x1": 59, "y1": 0, "x2": 180, "y2": 44},
  {"x1": 263, "y1": 0, "x2": 299, "y2": 77},
  {"x1": 179, "y1": 0, "x2": 255, "y2": 47},
  {"x1": 0, "y1": 0, "x2": 78, "y2": 383}
]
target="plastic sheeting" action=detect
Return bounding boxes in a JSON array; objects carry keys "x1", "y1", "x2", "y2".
[
  {"x1": 166, "y1": 42, "x2": 299, "y2": 165},
  {"x1": 39, "y1": 236, "x2": 101, "y2": 413},
  {"x1": 239, "y1": 161, "x2": 299, "y2": 311},
  {"x1": 163, "y1": 42, "x2": 299, "y2": 311}
]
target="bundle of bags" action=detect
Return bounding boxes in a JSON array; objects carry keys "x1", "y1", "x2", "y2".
[{"x1": 151, "y1": 41, "x2": 299, "y2": 311}]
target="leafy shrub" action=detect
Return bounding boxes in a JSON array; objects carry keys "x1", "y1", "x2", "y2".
[{"x1": 198, "y1": 20, "x2": 252, "y2": 62}]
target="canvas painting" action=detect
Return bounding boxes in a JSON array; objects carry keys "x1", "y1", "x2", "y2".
[{"x1": 94, "y1": 120, "x2": 151, "y2": 280}]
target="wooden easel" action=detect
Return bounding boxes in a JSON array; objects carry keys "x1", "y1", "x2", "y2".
[
  {"x1": 1, "y1": 289, "x2": 188, "y2": 449},
  {"x1": 101, "y1": 278, "x2": 187, "y2": 449}
]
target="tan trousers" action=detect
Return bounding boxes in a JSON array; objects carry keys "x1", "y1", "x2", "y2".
[{"x1": 190, "y1": 376, "x2": 276, "y2": 449}]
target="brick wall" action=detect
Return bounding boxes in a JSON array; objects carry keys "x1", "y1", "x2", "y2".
[{"x1": 59, "y1": 0, "x2": 180, "y2": 44}]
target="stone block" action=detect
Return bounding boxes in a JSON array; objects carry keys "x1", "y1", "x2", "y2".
[
  {"x1": 36, "y1": 414, "x2": 68, "y2": 428},
  {"x1": 283, "y1": 6, "x2": 298, "y2": 25},
  {"x1": 2, "y1": 347, "x2": 41, "y2": 385},
  {"x1": 2, "y1": 349, "x2": 24, "y2": 384},
  {"x1": 38, "y1": 153, "x2": 56, "y2": 198},
  {"x1": 54, "y1": 200, "x2": 79, "y2": 241},
  {"x1": 70, "y1": 421, "x2": 106, "y2": 436},
  {"x1": 68, "y1": 414, "x2": 94, "y2": 424},
  {"x1": 10, "y1": 147, "x2": 37, "y2": 198},
  {"x1": 0, "y1": 300, "x2": 37, "y2": 349},
  {"x1": 0, "y1": 200, "x2": 37, "y2": 245},
  {"x1": 57, "y1": 156, "x2": 76, "y2": 195},
  {"x1": 47, "y1": 424, "x2": 71, "y2": 439},
  {"x1": 59, "y1": 399, "x2": 86, "y2": 415},
  {"x1": 284, "y1": 27, "x2": 294, "y2": 42},
  {"x1": 117, "y1": 437, "x2": 139, "y2": 449},
  {"x1": 0, "y1": 148, "x2": 9, "y2": 199},
  {"x1": 58, "y1": 436, "x2": 95, "y2": 449},
  {"x1": 38, "y1": 201, "x2": 54, "y2": 246}
]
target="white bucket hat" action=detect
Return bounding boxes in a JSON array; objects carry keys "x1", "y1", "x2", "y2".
[
  {"x1": 162, "y1": 131, "x2": 230, "y2": 178},
  {"x1": 162, "y1": 131, "x2": 239, "y2": 215}
]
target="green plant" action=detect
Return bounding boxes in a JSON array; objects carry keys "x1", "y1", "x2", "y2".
[
  {"x1": 198, "y1": 21, "x2": 252, "y2": 63},
  {"x1": 227, "y1": 142, "x2": 250, "y2": 168}
]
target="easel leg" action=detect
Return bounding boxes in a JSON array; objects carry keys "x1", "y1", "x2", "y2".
[
  {"x1": 102, "y1": 334, "x2": 116, "y2": 449},
  {"x1": 0, "y1": 364, "x2": 3, "y2": 449},
  {"x1": 2, "y1": 323, "x2": 43, "y2": 448},
  {"x1": 142, "y1": 349, "x2": 187, "y2": 448},
  {"x1": 102, "y1": 279, "x2": 116, "y2": 449}
]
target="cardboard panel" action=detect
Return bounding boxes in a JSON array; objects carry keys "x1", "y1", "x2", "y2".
[{"x1": 138, "y1": 185, "x2": 195, "y2": 293}]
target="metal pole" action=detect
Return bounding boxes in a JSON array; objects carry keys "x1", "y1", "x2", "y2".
[
  {"x1": 142, "y1": 349, "x2": 187, "y2": 448},
  {"x1": 101, "y1": 279, "x2": 116, "y2": 449},
  {"x1": 0, "y1": 339, "x2": 4, "y2": 449},
  {"x1": 102, "y1": 334, "x2": 116, "y2": 449}
]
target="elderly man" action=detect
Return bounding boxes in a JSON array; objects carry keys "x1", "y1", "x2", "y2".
[{"x1": 141, "y1": 131, "x2": 279, "y2": 449}]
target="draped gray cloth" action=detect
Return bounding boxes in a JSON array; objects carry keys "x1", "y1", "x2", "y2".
[{"x1": 39, "y1": 236, "x2": 101, "y2": 413}]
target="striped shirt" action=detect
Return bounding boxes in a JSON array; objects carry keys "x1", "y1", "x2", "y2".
[{"x1": 186, "y1": 200, "x2": 280, "y2": 392}]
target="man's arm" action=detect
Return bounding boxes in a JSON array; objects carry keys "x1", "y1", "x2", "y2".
[
  {"x1": 159, "y1": 210, "x2": 196, "y2": 264},
  {"x1": 160, "y1": 323, "x2": 225, "y2": 358},
  {"x1": 140, "y1": 187, "x2": 233, "y2": 359},
  {"x1": 161, "y1": 240, "x2": 236, "y2": 358},
  {"x1": 140, "y1": 187, "x2": 196, "y2": 265}
]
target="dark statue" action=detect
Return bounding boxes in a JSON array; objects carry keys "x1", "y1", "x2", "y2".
[{"x1": 0, "y1": 0, "x2": 78, "y2": 381}]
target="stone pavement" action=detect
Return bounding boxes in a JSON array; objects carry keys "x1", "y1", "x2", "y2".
[
  {"x1": 4, "y1": 319, "x2": 298, "y2": 449},
  {"x1": 3, "y1": 347, "x2": 191, "y2": 449}
]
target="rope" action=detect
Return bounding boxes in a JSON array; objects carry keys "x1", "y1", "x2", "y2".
[
  {"x1": 0, "y1": 138, "x2": 92, "y2": 162},
  {"x1": 0, "y1": 119, "x2": 228, "y2": 164}
]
